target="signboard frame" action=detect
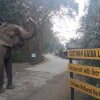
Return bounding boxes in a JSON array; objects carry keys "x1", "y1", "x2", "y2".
[
  {"x1": 68, "y1": 63, "x2": 100, "y2": 79},
  {"x1": 70, "y1": 78, "x2": 100, "y2": 100},
  {"x1": 68, "y1": 48, "x2": 100, "y2": 60},
  {"x1": 67, "y1": 48, "x2": 100, "y2": 100}
]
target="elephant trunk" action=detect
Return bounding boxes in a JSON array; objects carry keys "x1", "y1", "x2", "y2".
[{"x1": 19, "y1": 26, "x2": 36, "y2": 40}]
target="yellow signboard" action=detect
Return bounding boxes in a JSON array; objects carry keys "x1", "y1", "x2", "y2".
[
  {"x1": 68, "y1": 64, "x2": 100, "y2": 79},
  {"x1": 68, "y1": 48, "x2": 100, "y2": 60},
  {"x1": 70, "y1": 78, "x2": 100, "y2": 99}
]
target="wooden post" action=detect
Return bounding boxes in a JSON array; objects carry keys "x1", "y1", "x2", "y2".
[{"x1": 69, "y1": 59, "x2": 75, "y2": 100}]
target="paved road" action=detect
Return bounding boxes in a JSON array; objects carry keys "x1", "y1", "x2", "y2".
[
  {"x1": 27, "y1": 54, "x2": 68, "y2": 75},
  {"x1": 0, "y1": 54, "x2": 68, "y2": 100}
]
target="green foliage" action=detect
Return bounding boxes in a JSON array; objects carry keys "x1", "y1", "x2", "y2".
[
  {"x1": 78, "y1": 0, "x2": 100, "y2": 69},
  {"x1": 66, "y1": 1, "x2": 100, "y2": 99},
  {"x1": 75, "y1": 1, "x2": 100, "y2": 99},
  {"x1": 79, "y1": 0, "x2": 100, "y2": 48}
]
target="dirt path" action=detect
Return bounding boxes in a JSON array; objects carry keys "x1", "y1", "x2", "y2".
[
  {"x1": 24, "y1": 73, "x2": 69, "y2": 100},
  {"x1": 0, "y1": 54, "x2": 70, "y2": 100}
]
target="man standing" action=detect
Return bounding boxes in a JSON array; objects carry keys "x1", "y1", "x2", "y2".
[{"x1": 0, "y1": 16, "x2": 36, "y2": 93}]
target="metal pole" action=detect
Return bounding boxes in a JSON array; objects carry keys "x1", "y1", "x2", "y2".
[{"x1": 69, "y1": 59, "x2": 75, "y2": 100}]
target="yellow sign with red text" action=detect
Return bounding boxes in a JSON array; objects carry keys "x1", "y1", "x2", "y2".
[
  {"x1": 68, "y1": 48, "x2": 100, "y2": 60},
  {"x1": 70, "y1": 78, "x2": 100, "y2": 99}
]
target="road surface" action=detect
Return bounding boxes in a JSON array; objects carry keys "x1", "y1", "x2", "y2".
[{"x1": 0, "y1": 54, "x2": 69, "y2": 100}]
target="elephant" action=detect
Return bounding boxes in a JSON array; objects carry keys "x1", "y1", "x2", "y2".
[
  {"x1": 0, "y1": 17, "x2": 36, "y2": 93},
  {"x1": 0, "y1": 24, "x2": 35, "y2": 47}
]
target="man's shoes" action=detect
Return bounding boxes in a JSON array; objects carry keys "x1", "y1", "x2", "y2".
[
  {"x1": 6, "y1": 84, "x2": 15, "y2": 89},
  {"x1": 0, "y1": 87, "x2": 5, "y2": 93}
]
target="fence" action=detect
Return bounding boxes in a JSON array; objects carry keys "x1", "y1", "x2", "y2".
[{"x1": 67, "y1": 48, "x2": 100, "y2": 100}]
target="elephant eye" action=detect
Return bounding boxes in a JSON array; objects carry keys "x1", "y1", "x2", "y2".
[{"x1": 14, "y1": 27, "x2": 20, "y2": 35}]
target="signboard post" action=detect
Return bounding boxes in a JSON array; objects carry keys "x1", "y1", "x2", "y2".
[
  {"x1": 67, "y1": 48, "x2": 100, "y2": 100},
  {"x1": 69, "y1": 59, "x2": 75, "y2": 100}
]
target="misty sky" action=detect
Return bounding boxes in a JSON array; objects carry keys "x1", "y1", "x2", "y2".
[{"x1": 52, "y1": 0, "x2": 87, "y2": 44}]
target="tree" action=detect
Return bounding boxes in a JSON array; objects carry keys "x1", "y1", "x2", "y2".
[
  {"x1": 0, "y1": 0, "x2": 79, "y2": 62},
  {"x1": 20, "y1": 0, "x2": 79, "y2": 62},
  {"x1": 76, "y1": 1, "x2": 100, "y2": 99},
  {"x1": 79, "y1": 0, "x2": 100, "y2": 48}
]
